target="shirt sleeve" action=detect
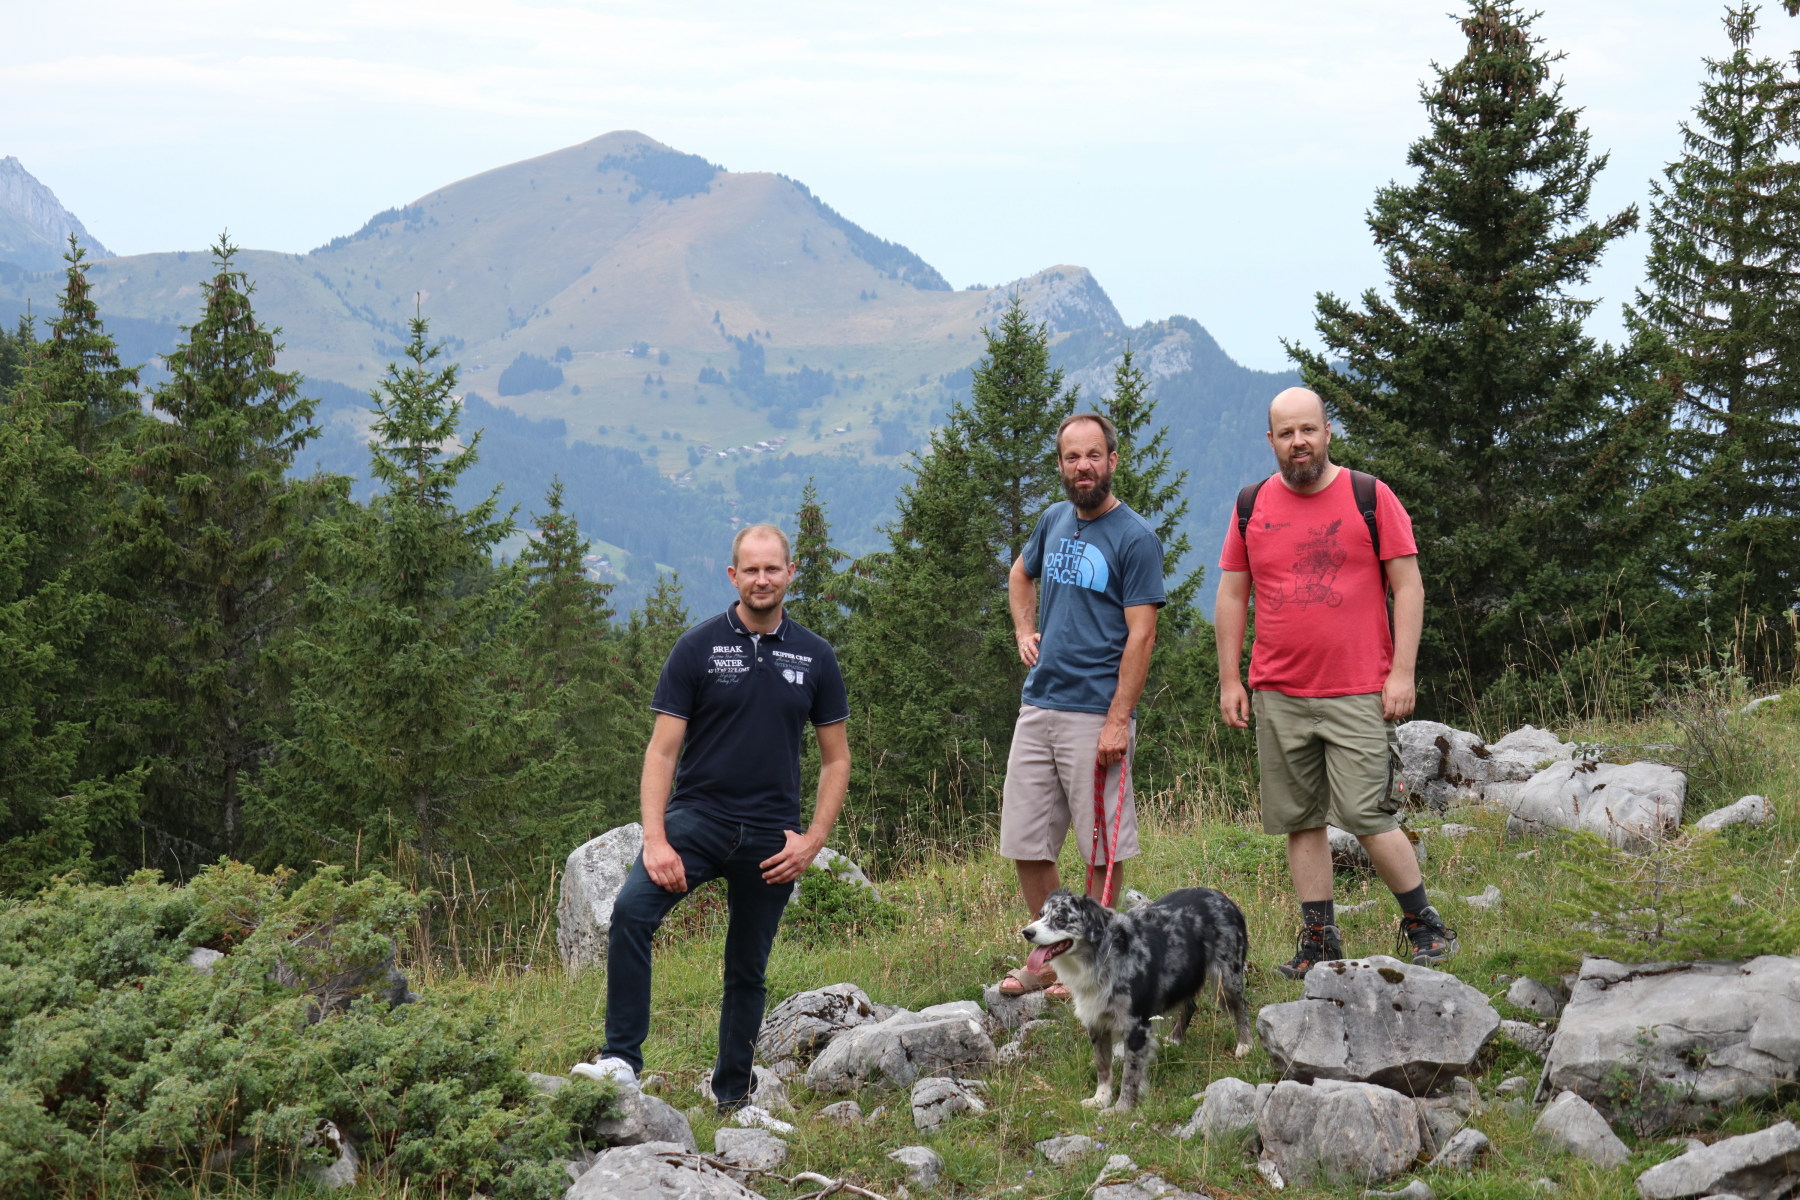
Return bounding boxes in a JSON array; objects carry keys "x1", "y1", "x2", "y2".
[
  {"x1": 649, "y1": 636, "x2": 700, "y2": 718},
  {"x1": 1219, "y1": 505, "x2": 1250, "y2": 573},
  {"x1": 1120, "y1": 527, "x2": 1168, "y2": 608},
  {"x1": 810, "y1": 644, "x2": 850, "y2": 726},
  {"x1": 1374, "y1": 481, "x2": 1418, "y2": 561},
  {"x1": 1020, "y1": 508, "x2": 1051, "y2": 579}
]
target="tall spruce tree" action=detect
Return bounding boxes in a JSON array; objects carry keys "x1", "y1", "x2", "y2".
[
  {"x1": 1627, "y1": 2, "x2": 1800, "y2": 624},
  {"x1": 788, "y1": 479, "x2": 846, "y2": 646},
  {"x1": 258, "y1": 317, "x2": 566, "y2": 873},
  {"x1": 1287, "y1": 0, "x2": 1652, "y2": 702},
  {"x1": 114, "y1": 238, "x2": 330, "y2": 865},
  {"x1": 518, "y1": 479, "x2": 635, "y2": 832},
  {"x1": 844, "y1": 299, "x2": 1074, "y2": 843}
]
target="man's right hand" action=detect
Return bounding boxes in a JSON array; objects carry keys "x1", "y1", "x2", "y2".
[
  {"x1": 1016, "y1": 630, "x2": 1041, "y2": 667},
  {"x1": 642, "y1": 838, "x2": 688, "y2": 892},
  {"x1": 1219, "y1": 679, "x2": 1251, "y2": 729}
]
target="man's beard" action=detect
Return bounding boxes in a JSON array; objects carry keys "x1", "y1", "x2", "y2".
[
  {"x1": 1279, "y1": 454, "x2": 1326, "y2": 488},
  {"x1": 1064, "y1": 468, "x2": 1114, "y2": 514}
]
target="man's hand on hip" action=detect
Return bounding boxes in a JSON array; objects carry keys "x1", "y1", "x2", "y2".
[
  {"x1": 1382, "y1": 671, "x2": 1417, "y2": 721},
  {"x1": 1015, "y1": 630, "x2": 1041, "y2": 667},
  {"x1": 1219, "y1": 679, "x2": 1251, "y2": 729},
  {"x1": 642, "y1": 838, "x2": 688, "y2": 892},
  {"x1": 761, "y1": 829, "x2": 823, "y2": 884},
  {"x1": 1096, "y1": 715, "x2": 1131, "y2": 766}
]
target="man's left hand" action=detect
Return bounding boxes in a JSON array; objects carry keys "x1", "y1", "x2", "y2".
[
  {"x1": 761, "y1": 829, "x2": 823, "y2": 884},
  {"x1": 1382, "y1": 671, "x2": 1417, "y2": 721},
  {"x1": 1096, "y1": 716, "x2": 1130, "y2": 767}
]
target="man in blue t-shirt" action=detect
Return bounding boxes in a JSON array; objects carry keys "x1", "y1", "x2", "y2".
[
  {"x1": 580, "y1": 524, "x2": 850, "y2": 1112},
  {"x1": 997, "y1": 413, "x2": 1166, "y2": 997}
]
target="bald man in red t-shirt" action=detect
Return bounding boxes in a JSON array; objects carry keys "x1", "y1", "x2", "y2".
[{"x1": 1215, "y1": 387, "x2": 1457, "y2": 978}]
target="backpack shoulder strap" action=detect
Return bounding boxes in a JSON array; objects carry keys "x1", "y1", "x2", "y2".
[
  {"x1": 1350, "y1": 470, "x2": 1381, "y2": 559},
  {"x1": 1235, "y1": 479, "x2": 1267, "y2": 542}
]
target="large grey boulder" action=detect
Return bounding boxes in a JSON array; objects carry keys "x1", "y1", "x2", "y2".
[
  {"x1": 1258, "y1": 1079, "x2": 1424, "y2": 1187},
  {"x1": 568, "y1": 1141, "x2": 765, "y2": 1200},
  {"x1": 1508, "y1": 761, "x2": 1686, "y2": 849},
  {"x1": 1635, "y1": 1120, "x2": 1800, "y2": 1200},
  {"x1": 593, "y1": 1086, "x2": 698, "y2": 1152},
  {"x1": 712, "y1": 1127, "x2": 786, "y2": 1173},
  {"x1": 1542, "y1": 956, "x2": 1800, "y2": 1134},
  {"x1": 1431, "y1": 1127, "x2": 1491, "y2": 1171},
  {"x1": 1395, "y1": 720, "x2": 1492, "y2": 811},
  {"x1": 810, "y1": 846, "x2": 881, "y2": 900},
  {"x1": 558, "y1": 823, "x2": 644, "y2": 972},
  {"x1": 805, "y1": 1014, "x2": 996, "y2": 1094},
  {"x1": 1695, "y1": 795, "x2": 1773, "y2": 833},
  {"x1": 1487, "y1": 725, "x2": 1577, "y2": 781},
  {"x1": 1257, "y1": 955, "x2": 1499, "y2": 1092},
  {"x1": 1534, "y1": 1090, "x2": 1630, "y2": 1169},
  {"x1": 756, "y1": 983, "x2": 877, "y2": 1064},
  {"x1": 889, "y1": 1146, "x2": 944, "y2": 1189}
]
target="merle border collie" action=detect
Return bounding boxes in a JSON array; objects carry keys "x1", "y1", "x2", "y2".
[{"x1": 1022, "y1": 887, "x2": 1252, "y2": 1112}]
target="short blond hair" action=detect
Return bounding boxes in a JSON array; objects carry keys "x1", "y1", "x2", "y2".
[{"x1": 731, "y1": 523, "x2": 791, "y2": 566}]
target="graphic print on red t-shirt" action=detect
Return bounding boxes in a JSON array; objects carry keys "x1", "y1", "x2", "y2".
[{"x1": 1218, "y1": 471, "x2": 1417, "y2": 697}]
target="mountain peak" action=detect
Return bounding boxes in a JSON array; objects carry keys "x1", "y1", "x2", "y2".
[{"x1": 0, "y1": 157, "x2": 112, "y2": 271}]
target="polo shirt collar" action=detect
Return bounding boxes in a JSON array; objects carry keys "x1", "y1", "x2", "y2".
[{"x1": 725, "y1": 603, "x2": 787, "y2": 640}]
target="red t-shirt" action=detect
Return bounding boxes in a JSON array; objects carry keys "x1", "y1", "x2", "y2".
[{"x1": 1218, "y1": 469, "x2": 1417, "y2": 697}]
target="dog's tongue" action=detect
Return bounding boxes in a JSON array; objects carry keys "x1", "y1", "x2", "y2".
[{"x1": 1025, "y1": 945, "x2": 1057, "y2": 974}]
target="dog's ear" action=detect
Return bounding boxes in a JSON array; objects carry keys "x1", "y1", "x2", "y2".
[{"x1": 1074, "y1": 893, "x2": 1112, "y2": 936}]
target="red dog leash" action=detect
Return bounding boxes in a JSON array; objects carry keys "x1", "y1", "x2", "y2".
[{"x1": 1085, "y1": 751, "x2": 1129, "y2": 908}]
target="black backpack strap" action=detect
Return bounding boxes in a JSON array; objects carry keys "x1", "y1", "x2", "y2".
[
  {"x1": 1350, "y1": 470, "x2": 1380, "y2": 559},
  {"x1": 1235, "y1": 479, "x2": 1266, "y2": 543}
]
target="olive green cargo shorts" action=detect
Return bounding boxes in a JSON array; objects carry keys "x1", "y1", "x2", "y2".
[{"x1": 1252, "y1": 690, "x2": 1401, "y2": 836}]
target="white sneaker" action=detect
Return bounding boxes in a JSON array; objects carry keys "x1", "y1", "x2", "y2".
[{"x1": 571, "y1": 1056, "x2": 638, "y2": 1087}]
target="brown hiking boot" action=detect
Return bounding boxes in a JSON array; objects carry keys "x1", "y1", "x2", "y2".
[
  {"x1": 1277, "y1": 922, "x2": 1344, "y2": 979},
  {"x1": 1397, "y1": 905, "x2": 1459, "y2": 966}
]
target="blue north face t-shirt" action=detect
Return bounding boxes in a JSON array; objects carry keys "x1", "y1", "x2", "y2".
[{"x1": 1019, "y1": 500, "x2": 1166, "y2": 715}]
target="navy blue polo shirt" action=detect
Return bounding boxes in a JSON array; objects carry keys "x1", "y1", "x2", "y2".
[{"x1": 650, "y1": 605, "x2": 849, "y2": 832}]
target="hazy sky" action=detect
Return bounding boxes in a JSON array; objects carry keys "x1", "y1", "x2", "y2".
[{"x1": 7, "y1": 1, "x2": 1766, "y2": 370}]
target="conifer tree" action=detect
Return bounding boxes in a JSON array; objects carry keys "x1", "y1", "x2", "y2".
[
  {"x1": 112, "y1": 238, "x2": 331, "y2": 864},
  {"x1": 845, "y1": 299, "x2": 1074, "y2": 837},
  {"x1": 259, "y1": 316, "x2": 566, "y2": 873},
  {"x1": 1627, "y1": 2, "x2": 1800, "y2": 622},
  {"x1": 518, "y1": 479, "x2": 634, "y2": 831},
  {"x1": 1287, "y1": 0, "x2": 1652, "y2": 698},
  {"x1": 788, "y1": 479, "x2": 846, "y2": 646}
]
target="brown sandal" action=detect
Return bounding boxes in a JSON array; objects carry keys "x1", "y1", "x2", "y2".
[{"x1": 996, "y1": 966, "x2": 1055, "y2": 995}]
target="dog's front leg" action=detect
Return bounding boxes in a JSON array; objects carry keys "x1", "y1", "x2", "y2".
[
  {"x1": 1080, "y1": 1029, "x2": 1113, "y2": 1109},
  {"x1": 1110, "y1": 1020, "x2": 1153, "y2": 1113}
]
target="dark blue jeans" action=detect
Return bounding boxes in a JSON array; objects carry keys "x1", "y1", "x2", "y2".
[{"x1": 603, "y1": 807, "x2": 795, "y2": 1105}]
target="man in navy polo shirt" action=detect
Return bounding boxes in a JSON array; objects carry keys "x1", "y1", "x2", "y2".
[{"x1": 586, "y1": 523, "x2": 850, "y2": 1112}]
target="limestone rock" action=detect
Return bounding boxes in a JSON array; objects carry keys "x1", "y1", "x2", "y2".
[
  {"x1": 806, "y1": 1015, "x2": 996, "y2": 1094},
  {"x1": 1694, "y1": 795, "x2": 1773, "y2": 833},
  {"x1": 593, "y1": 1086, "x2": 698, "y2": 1152},
  {"x1": 1092, "y1": 1176, "x2": 1208, "y2": 1200},
  {"x1": 1395, "y1": 720, "x2": 1492, "y2": 811},
  {"x1": 1259, "y1": 1078, "x2": 1424, "y2": 1187},
  {"x1": 1507, "y1": 977, "x2": 1564, "y2": 1019},
  {"x1": 1439, "y1": 823, "x2": 1479, "y2": 839},
  {"x1": 1464, "y1": 885, "x2": 1503, "y2": 910},
  {"x1": 526, "y1": 1071, "x2": 568, "y2": 1096},
  {"x1": 817, "y1": 1100, "x2": 862, "y2": 1126},
  {"x1": 712, "y1": 1127, "x2": 787, "y2": 1173},
  {"x1": 810, "y1": 846, "x2": 881, "y2": 900},
  {"x1": 1501, "y1": 1019, "x2": 1555, "y2": 1058},
  {"x1": 757, "y1": 983, "x2": 876, "y2": 1064},
  {"x1": 569, "y1": 1141, "x2": 764, "y2": 1200},
  {"x1": 186, "y1": 946, "x2": 224, "y2": 973},
  {"x1": 1508, "y1": 761, "x2": 1686, "y2": 849},
  {"x1": 1430, "y1": 1127, "x2": 1490, "y2": 1171},
  {"x1": 701, "y1": 1066, "x2": 791, "y2": 1113},
  {"x1": 888, "y1": 1145, "x2": 944, "y2": 1189},
  {"x1": 557, "y1": 823, "x2": 644, "y2": 972},
  {"x1": 1256, "y1": 955, "x2": 1499, "y2": 1092},
  {"x1": 1414, "y1": 1081, "x2": 1475, "y2": 1152},
  {"x1": 1036, "y1": 1134, "x2": 1100, "y2": 1165},
  {"x1": 1534, "y1": 1090, "x2": 1629, "y2": 1169},
  {"x1": 1487, "y1": 725, "x2": 1577, "y2": 783},
  {"x1": 1176, "y1": 1076, "x2": 1260, "y2": 1142},
  {"x1": 983, "y1": 981, "x2": 1050, "y2": 1030},
  {"x1": 911, "y1": 1076, "x2": 989, "y2": 1131},
  {"x1": 1364, "y1": 1183, "x2": 1435, "y2": 1200},
  {"x1": 1740, "y1": 694, "x2": 1782, "y2": 715},
  {"x1": 1542, "y1": 956, "x2": 1800, "y2": 1134},
  {"x1": 1635, "y1": 1120, "x2": 1800, "y2": 1200},
  {"x1": 299, "y1": 1120, "x2": 358, "y2": 1189}
]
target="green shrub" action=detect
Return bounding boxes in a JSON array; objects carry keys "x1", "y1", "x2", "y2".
[
  {"x1": 779, "y1": 864, "x2": 902, "y2": 944},
  {"x1": 0, "y1": 862, "x2": 618, "y2": 1199}
]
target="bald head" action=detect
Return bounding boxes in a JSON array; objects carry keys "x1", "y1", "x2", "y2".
[{"x1": 1268, "y1": 387, "x2": 1328, "y2": 433}]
